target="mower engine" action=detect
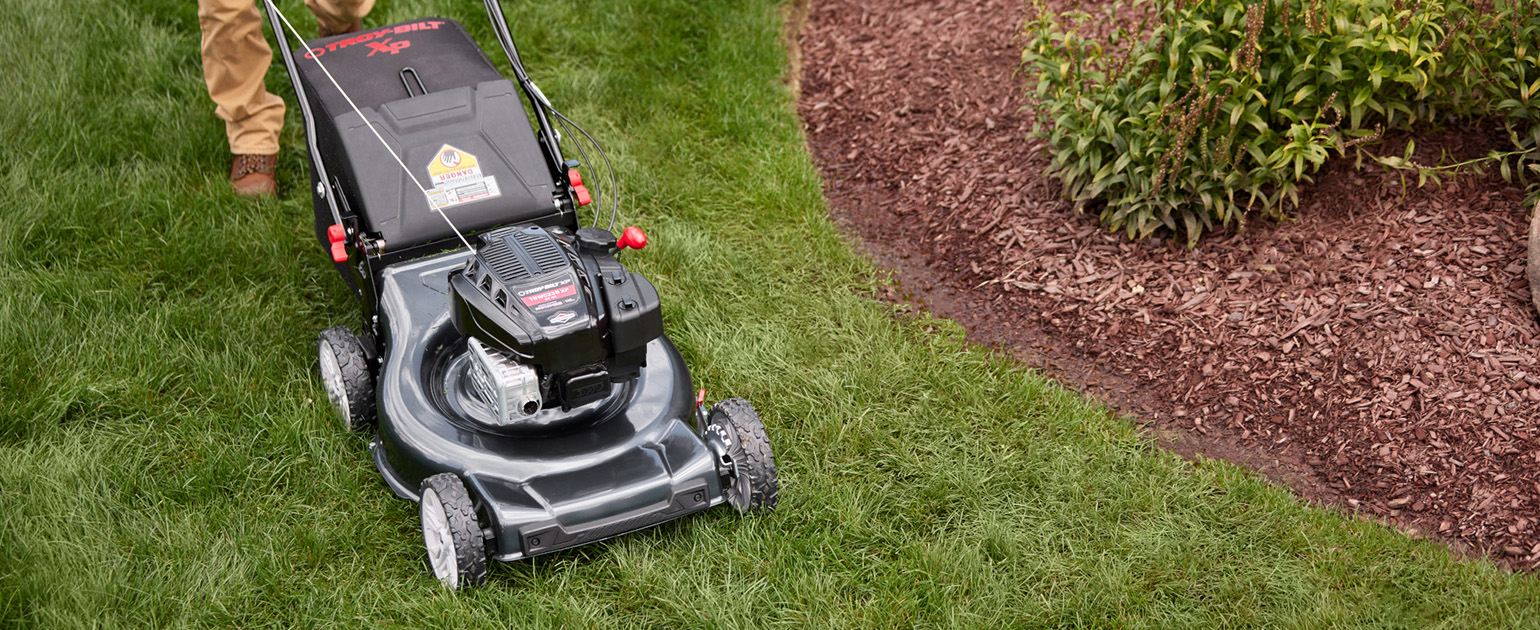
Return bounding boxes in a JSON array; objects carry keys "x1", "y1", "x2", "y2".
[{"x1": 449, "y1": 224, "x2": 662, "y2": 423}]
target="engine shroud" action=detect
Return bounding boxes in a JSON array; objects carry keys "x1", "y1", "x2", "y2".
[{"x1": 449, "y1": 225, "x2": 664, "y2": 411}]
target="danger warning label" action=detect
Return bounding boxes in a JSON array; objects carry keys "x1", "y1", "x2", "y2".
[{"x1": 425, "y1": 144, "x2": 500, "y2": 210}]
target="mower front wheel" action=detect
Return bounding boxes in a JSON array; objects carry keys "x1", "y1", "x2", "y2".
[
  {"x1": 419, "y1": 473, "x2": 489, "y2": 590},
  {"x1": 705, "y1": 398, "x2": 779, "y2": 514},
  {"x1": 317, "y1": 326, "x2": 375, "y2": 432}
]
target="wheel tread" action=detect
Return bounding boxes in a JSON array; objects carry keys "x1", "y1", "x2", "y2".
[
  {"x1": 318, "y1": 326, "x2": 375, "y2": 431},
  {"x1": 710, "y1": 398, "x2": 779, "y2": 512},
  {"x1": 420, "y1": 473, "x2": 489, "y2": 588}
]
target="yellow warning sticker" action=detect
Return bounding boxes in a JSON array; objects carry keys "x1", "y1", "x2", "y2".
[{"x1": 425, "y1": 144, "x2": 500, "y2": 210}]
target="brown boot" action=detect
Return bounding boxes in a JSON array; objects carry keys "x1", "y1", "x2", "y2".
[
  {"x1": 319, "y1": 20, "x2": 362, "y2": 38},
  {"x1": 231, "y1": 153, "x2": 278, "y2": 198}
]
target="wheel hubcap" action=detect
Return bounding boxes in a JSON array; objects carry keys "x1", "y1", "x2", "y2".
[
  {"x1": 420, "y1": 488, "x2": 459, "y2": 589},
  {"x1": 728, "y1": 467, "x2": 752, "y2": 512},
  {"x1": 706, "y1": 421, "x2": 751, "y2": 512},
  {"x1": 318, "y1": 341, "x2": 352, "y2": 429}
]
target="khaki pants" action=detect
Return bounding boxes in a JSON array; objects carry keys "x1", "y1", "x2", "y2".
[{"x1": 198, "y1": 0, "x2": 374, "y2": 155}]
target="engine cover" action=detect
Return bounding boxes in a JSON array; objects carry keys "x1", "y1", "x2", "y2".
[{"x1": 449, "y1": 224, "x2": 664, "y2": 411}]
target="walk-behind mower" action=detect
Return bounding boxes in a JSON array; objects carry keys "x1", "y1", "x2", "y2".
[{"x1": 260, "y1": 0, "x2": 779, "y2": 589}]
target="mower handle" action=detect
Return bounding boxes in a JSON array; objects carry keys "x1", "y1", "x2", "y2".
[{"x1": 258, "y1": 0, "x2": 346, "y2": 232}]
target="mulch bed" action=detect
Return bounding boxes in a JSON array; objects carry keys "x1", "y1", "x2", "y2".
[{"x1": 797, "y1": 0, "x2": 1540, "y2": 566}]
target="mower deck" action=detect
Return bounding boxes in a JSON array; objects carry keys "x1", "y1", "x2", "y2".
[{"x1": 369, "y1": 252, "x2": 724, "y2": 560}]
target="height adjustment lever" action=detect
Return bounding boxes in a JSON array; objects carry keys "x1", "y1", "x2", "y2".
[{"x1": 328, "y1": 224, "x2": 349, "y2": 262}]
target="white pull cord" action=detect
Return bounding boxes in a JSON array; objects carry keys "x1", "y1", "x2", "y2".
[{"x1": 269, "y1": 5, "x2": 475, "y2": 252}]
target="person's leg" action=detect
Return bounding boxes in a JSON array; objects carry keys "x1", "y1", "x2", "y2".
[
  {"x1": 307, "y1": 0, "x2": 375, "y2": 38},
  {"x1": 198, "y1": 0, "x2": 283, "y2": 196}
]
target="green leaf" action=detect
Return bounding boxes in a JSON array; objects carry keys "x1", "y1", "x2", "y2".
[
  {"x1": 1352, "y1": 86, "x2": 1373, "y2": 107},
  {"x1": 1194, "y1": 44, "x2": 1227, "y2": 59},
  {"x1": 1092, "y1": 161, "x2": 1116, "y2": 183}
]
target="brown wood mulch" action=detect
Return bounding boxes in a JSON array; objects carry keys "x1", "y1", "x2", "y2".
[{"x1": 797, "y1": 0, "x2": 1539, "y2": 566}]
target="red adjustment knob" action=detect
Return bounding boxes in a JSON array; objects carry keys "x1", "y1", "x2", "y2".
[
  {"x1": 330, "y1": 241, "x2": 348, "y2": 263},
  {"x1": 327, "y1": 223, "x2": 346, "y2": 244},
  {"x1": 618, "y1": 226, "x2": 647, "y2": 250},
  {"x1": 696, "y1": 389, "x2": 706, "y2": 408},
  {"x1": 574, "y1": 185, "x2": 592, "y2": 206},
  {"x1": 567, "y1": 168, "x2": 583, "y2": 187}
]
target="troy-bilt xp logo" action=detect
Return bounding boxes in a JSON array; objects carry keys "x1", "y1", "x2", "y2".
[
  {"x1": 365, "y1": 38, "x2": 411, "y2": 56},
  {"x1": 303, "y1": 20, "x2": 444, "y2": 59}
]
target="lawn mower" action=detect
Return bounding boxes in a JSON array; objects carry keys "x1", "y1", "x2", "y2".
[{"x1": 259, "y1": 0, "x2": 779, "y2": 589}]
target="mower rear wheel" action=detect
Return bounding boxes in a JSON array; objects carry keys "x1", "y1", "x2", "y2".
[
  {"x1": 419, "y1": 473, "x2": 489, "y2": 590},
  {"x1": 317, "y1": 326, "x2": 375, "y2": 432},
  {"x1": 705, "y1": 398, "x2": 779, "y2": 513}
]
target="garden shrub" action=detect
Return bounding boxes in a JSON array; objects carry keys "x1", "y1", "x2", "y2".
[{"x1": 1021, "y1": 0, "x2": 1540, "y2": 245}]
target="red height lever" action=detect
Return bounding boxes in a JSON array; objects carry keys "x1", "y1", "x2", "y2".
[
  {"x1": 327, "y1": 224, "x2": 348, "y2": 263},
  {"x1": 617, "y1": 226, "x2": 647, "y2": 250},
  {"x1": 570, "y1": 167, "x2": 592, "y2": 207}
]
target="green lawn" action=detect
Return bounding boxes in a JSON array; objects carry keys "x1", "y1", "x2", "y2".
[{"x1": 1, "y1": 0, "x2": 1538, "y2": 627}]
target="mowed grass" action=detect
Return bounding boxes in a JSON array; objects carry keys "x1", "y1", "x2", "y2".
[{"x1": 1, "y1": 0, "x2": 1538, "y2": 627}]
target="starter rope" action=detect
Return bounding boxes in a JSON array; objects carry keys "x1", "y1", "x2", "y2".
[{"x1": 268, "y1": 3, "x2": 475, "y2": 252}]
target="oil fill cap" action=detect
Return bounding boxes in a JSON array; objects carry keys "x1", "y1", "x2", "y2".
[{"x1": 575, "y1": 227, "x2": 617, "y2": 253}]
